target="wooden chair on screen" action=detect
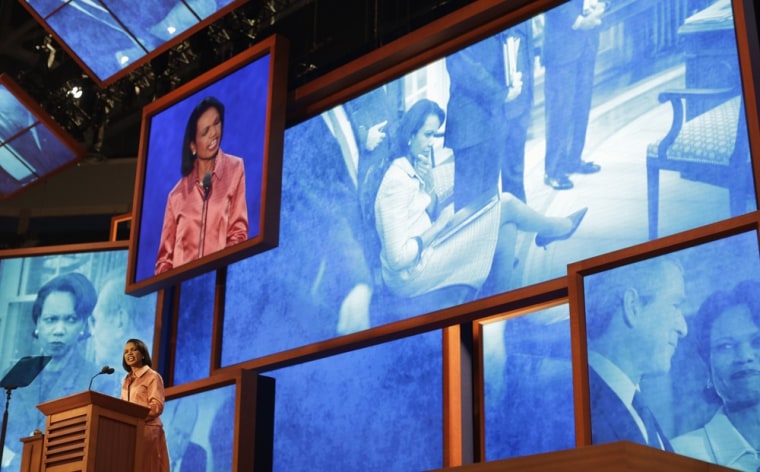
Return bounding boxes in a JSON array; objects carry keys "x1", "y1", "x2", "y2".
[{"x1": 645, "y1": 87, "x2": 751, "y2": 240}]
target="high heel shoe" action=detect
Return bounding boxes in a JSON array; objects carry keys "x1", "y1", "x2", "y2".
[{"x1": 535, "y1": 207, "x2": 588, "y2": 249}]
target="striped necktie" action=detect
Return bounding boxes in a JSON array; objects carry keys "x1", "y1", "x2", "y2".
[{"x1": 632, "y1": 391, "x2": 662, "y2": 449}]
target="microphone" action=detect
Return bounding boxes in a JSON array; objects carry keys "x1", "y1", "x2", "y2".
[
  {"x1": 202, "y1": 172, "x2": 212, "y2": 201},
  {"x1": 199, "y1": 172, "x2": 212, "y2": 257},
  {"x1": 88, "y1": 365, "x2": 115, "y2": 391}
]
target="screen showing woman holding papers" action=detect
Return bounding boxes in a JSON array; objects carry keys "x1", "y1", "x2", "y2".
[{"x1": 372, "y1": 98, "x2": 587, "y2": 300}]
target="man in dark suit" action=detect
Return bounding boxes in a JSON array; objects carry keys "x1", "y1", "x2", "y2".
[
  {"x1": 500, "y1": 20, "x2": 535, "y2": 203},
  {"x1": 445, "y1": 31, "x2": 512, "y2": 211},
  {"x1": 542, "y1": 0, "x2": 605, "y2": 190},
  {"x1": 584, "y1": 257, "x2": 688, "y2": 450},
  {"x1": 445, "y1": 20, "x2": 538, "y2": 206},
  {"x1": 444, "y1": 25, "x2": 536, "y2": 295},
  {"x1": 343, "y1": 81, "x2": 401, "y2": 196}
]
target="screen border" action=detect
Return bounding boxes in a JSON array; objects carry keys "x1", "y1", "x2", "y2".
[{"x1": 110, "y1": 213, "x2": 131, "y2": 242}]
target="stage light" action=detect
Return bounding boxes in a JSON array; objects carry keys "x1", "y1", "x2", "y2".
[
  {"x1": 69, "y1": 86, "x2": 83, "y2": 99},
  {"x1": 45, "y1": 42, "x2": 56, "y2": 69}
]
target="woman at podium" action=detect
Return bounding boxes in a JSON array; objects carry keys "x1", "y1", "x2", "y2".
[{"x1": 122, "y1": 339, "x2": 170, "y2": 472}]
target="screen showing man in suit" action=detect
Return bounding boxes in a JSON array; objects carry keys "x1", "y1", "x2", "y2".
[{"x1": 583, "y1": 230, "x2": 760, "y2": 462}]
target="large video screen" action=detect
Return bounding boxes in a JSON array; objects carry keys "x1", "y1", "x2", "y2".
[
  {"x1": 220, "y1": 0, "x2": 757, "y2": 364},
  {"x1": 173, "y1": 270, "x2": 216, "y2": 385},
  {"x1": 0, "y1": 244, "x2": 157, "y2": 472},
  {"x1": 266, "y1": 330, "x2": 443, "y2": 471},
  {"x1": 128, "y1": 35, "x2": 287, "y2": 294},
  {"x1": 578, "y1": 225, "x2": 760, "y2": 470},
  {"x1": 21, "y1": 0, "x2": 244, "y2": 86},
  {"x1": 0, "y1": 74, "x2": 84, "y2": 199},
  {"x1": 163, "y1": 384, "x2": 235, "y2": 472}
]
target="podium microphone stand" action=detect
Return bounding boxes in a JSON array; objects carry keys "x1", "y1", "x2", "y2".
[{"x1": 0, "y1": 356, "x2": 50, "y2": 468}]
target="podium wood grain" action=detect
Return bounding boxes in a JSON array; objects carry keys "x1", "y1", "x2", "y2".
[
  {"x1": 432, "y1": 441, "x2": 735, "y2": 471},
  {"x1": 26, "y1": 391, "x2": 149, "y2": 472}
]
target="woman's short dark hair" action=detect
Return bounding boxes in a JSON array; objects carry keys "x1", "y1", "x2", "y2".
[
  {"x1": 392, "y1": 98, "x2": 445, "y2": 159},
  {"x1": 31, "y1": 272, "x2": 97, "y2": 325},
  {"x1": 694, "y1": 279, "x2": 760, "y2": 366},
  {"x1": 122, "y1": 338, "x2": 153, "y2": 372},
  {"x1": 181, "y1": 96, "x2": 225, "y2": 176}
]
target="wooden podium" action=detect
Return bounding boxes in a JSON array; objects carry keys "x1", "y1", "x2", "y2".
[{"x1": 23, "y1": 390, "x2": 148, "y2": 472}]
